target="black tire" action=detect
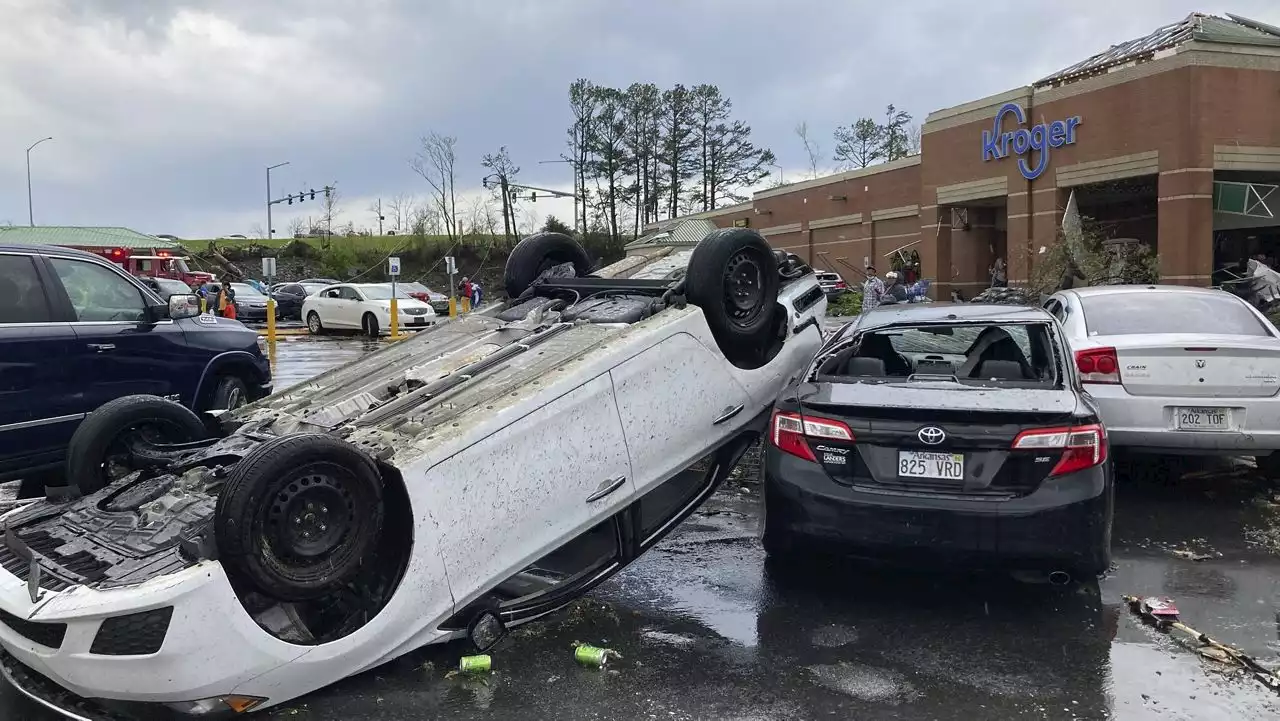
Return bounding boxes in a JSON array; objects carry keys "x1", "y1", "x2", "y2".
[
  {"x1": 362, "y1": 313, "x2": 380, "y2": 337},
  {"x1": 215, "y1": 433, "x2": 385, "y2": 601},
  {"x1": 209, "y1": 375, "x2": 249, "y2": 411},
  {"x1": 685, "y1": 228, "x2": 781, "y2": 361},
  {"x1": 66, "y1": 395, "x2": 208, "y2": 495},
  {"x1": 306, "y1": 311, "x2": 325, "y2": 335},
  {"x1": 503, "y1": 232, "x2": 592, "y2": 299}
]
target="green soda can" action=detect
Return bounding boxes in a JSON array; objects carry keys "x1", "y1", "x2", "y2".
[
  {"x1": 574, "y1": 645, "x2": 612, "y2": 668},
  {"x1": 458, "y1": 654, "x2": 491, "y2": 673}
]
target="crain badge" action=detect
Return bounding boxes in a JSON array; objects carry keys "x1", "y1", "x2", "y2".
[{"x1": 815, "y1": 445, "x2": 849, "y2": 465}]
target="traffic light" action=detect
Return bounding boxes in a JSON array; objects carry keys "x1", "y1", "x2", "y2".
[
  {"x1": 324, "y1": 187, "x2": 331, "y2": 200},
  {"x1": 310, "y1": 189, "x2": 316, "y2": 200},
  {"x1": 530, "y1": 192, "x2": 537, "y2": 203},
  {"x1": 288, "y1": 195, "x2": 293, "y2": 205}
]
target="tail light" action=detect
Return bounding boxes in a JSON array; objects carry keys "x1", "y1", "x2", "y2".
[
  {"x1": 1075, "y1": 347, "x2": 1120, "y2": 384},
  {"x1": 1011, "y1": 424, "x2": 1108, "y2": 477},
  {"x1": 834, "y1": 281, "x2": 847, "y2": 289},
  {"x1": 770, "y1": 411, "x2": 854, "y2": 463}
]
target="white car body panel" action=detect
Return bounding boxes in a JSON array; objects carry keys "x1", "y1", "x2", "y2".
[
  {"x1": 302, "y1": 284, "x2": 436, "y2": 333},
  {"x1": 1045, "y1": 285, "x2": 1280, "y2": 453},
  {"x1": 0, "y1": 245, "x2": 827, "y2": 715}
]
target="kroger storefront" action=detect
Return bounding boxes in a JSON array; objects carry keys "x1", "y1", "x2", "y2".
[{"x1": 681, "y1": 13, "x2": 1280, "y2": 298}]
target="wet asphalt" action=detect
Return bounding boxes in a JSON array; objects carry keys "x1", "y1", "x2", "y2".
[{"x1": 5, "y1": 329, "x2": 1280, "y2": 721}]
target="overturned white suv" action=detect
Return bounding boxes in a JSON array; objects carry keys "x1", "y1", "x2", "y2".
[{"x1": 0, "y1": 229, "x2": 826, "y2": 719}]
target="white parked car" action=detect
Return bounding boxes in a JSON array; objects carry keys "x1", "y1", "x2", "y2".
[
  {"x1": 0, "y1": 229, "x2": 827, "y2": 718},
  {"x1": 302, "y1": 282, "x2": 437, "y2": 336},
  {"x1": 1043, "y1": 285, "x2": 1280, "y2": 473},
  {"x1": 815, "y1": 271, "x2": 849, "y2": 299}
]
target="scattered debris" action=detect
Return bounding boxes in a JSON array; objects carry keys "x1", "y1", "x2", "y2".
[
  {"x1": 458, "y1": 655, "x2": 492, "y2": 674},
  {"x1": 573, "y1": 643, "x2": 621, "y2": 668},
  {"x1": 1124, "y1": 595, "x2": 1280, "y2": 694}
]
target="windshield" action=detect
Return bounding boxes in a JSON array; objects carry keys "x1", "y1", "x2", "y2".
[
  {"x1": 154, "y1": 278, "x2": 191, "y2": 296},
  {"x1": 172, "y1": 258, "x2": 191, "y2": 273},
  {"x1": 300, "y1": 283, "x2": 329, "y2": 296},
  {"x1": 359, "y1": 284, "x2": 415, "y2": 300},
  {"x1": 230, "y1": 283, "x2": 265, "y2": 298},
  {"x1": 813, "y1": 322, "x2": 1060, "y2": 388},
  {"x1": 1080, "y1": 292, "x2": 1270, "y2": 337}
]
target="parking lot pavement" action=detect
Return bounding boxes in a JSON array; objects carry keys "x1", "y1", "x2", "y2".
[
  {"x1": 5, "y1": 340, "x2": 1280, "y2": 721},
  {"x1": 264, "y1": 333, "x2": 385, "y2": 390}
]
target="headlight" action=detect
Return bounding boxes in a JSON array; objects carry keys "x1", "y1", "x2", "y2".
[{"x1": 256, "y1": 336, "x2": 268, "y2": 354}]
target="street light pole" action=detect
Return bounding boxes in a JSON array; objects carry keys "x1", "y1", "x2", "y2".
[
  {"x1": 26, "y1": 137, "x2": 53, "y2": 226},
  {"x1": 770, "y1": 161, "x2": 784, "y2": 187},
  {"x1": 266, "y1": 161, "x2": 290, "y2": 240}
]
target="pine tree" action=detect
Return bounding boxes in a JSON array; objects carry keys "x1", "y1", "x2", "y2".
[
  {"x1": 587, "y1": 86, "x2": 631, "y2": 244},
  {"x1": 833, "y1": 118, "x2": 885, "y2": 169},
  {"x1": 879, "y1": 104, "x2": 913, "y2": 162},
  {"x1": 658, "y1": 84, "x2": 698, "y2": 220}
]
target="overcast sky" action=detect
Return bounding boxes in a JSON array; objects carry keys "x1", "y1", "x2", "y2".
[{"x1": 1, "y1": 1, "x2": 1276, "y2": 238}]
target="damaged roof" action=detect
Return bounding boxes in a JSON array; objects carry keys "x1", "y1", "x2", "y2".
[
  {"x1": 0, "y1": 226, "x2": 178, "y2": 250},
  {"x1": 1036, "y1": 12, "x2": 1280, "y2": 89},
  {"x1": 624, "y1": 218, "x2": 718, "y2": 252}
]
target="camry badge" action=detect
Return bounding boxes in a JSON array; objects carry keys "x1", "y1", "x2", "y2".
[{"x1": 918, "y1": 426, "x2": 946, "y2": 445}]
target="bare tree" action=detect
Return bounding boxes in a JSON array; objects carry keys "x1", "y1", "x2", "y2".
[
  {"x1": 481, "y1": 146, "x2": 521, "y2": 245},
  {"x1": 520, "y1": 206, "x2": 541, "y2": 237},
  {"x1": 410, "y1": 200, "x2": 440, "y2": 237},
  {"x1": 906, "y1": 123, "x2": 923, "y2": 156},
  {"x1": 410, "y1": 131, "x2": 460, "y2": 242},
  {"x1": 249, "y1": 223, "x2": 266, "y2": 239},
  {"x1": 795, "y1": 121, "x2": 822, "y2": 179},
  {"x1": 321, "y1": 186, "x2": 342, "y2": 241},
  {"x1": 387, "y1": 194, "x2": 413, "y2": 233},
  {"x1": 287, "y1": 217, "x2": 306, "y2": 238}
]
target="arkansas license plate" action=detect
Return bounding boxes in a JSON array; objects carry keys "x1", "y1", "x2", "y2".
[
  {"x1": 898, "y1": 451, "x2": 964, "y2": 480},
  {"x1": 1174, "y1": 407, "x2": 1229, "y2": 432}
]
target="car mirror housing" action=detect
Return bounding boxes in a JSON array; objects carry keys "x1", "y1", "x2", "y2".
[
  {"x1": 169, "y1": 293, "x2": 201, "y2": 320},
  {"x1": 467, "y1": 609, "x2": 507, "y2": 652}
]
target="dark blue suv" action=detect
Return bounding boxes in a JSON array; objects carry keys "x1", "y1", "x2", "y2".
[{"x1": 0, "y1": 244, "x2": 272, "y2": 482}]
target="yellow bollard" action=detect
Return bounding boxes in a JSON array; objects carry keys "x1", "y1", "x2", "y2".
[
  {"x1": 449, "y1": 297, "x2": 458, "y2": 318},
  {"x1": 389, "y1": 297, "x2": 400, "y2": 339},
  {"x1": 461, "y1": 296, "x2": 471, "y2": 314},
  {"x1": 267, "y1": 336, "x2": 277, "y2": 371},
  {"x1": 265, "y1": 298, "x2": 277, "y2": 343}
]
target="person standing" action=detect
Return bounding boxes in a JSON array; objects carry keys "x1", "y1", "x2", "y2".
[
  {"x1": 470, "y1": 281, "x2": 482, "y2": 307},
  {"x1": 861, "y1": 265, "x2": 886, "y2": 313},
  {"x1": 989, "y1": 257, "x2": 1007, "y2": 288}
]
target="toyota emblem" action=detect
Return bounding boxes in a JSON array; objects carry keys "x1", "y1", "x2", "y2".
[
  {"x1": 1195, "y1": 359, "x2": 1206, "y2": 368},
  {"x1": 918, "y1": 426, "x2": 946, "y2": 445}
]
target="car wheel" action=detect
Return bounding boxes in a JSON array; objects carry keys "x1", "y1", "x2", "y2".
[
  {"x1": 362, "y1": 313, "x2": 380, "y2": 337},
  {"x1": 503, "y1": 231, "x2": 592, "y2": 299},
  {"x1": 215, "y1": 433, "x2": 385, "y2": 601},
  {"x1": 209, "y1": 375, "x2": 249, "y2": 411},
  {"x1": 307, "y1": 311, "x2": 324, "y2": 335},
  {"x1": 685, "y1": 228, "x2": 781, "y2": 364},
  {"x1": 65, "y1": 395, "x2": 208, "y2": 495}
]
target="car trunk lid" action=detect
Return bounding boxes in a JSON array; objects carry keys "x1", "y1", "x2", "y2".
[
  {"x1": 1099, "y1": 334, "x2": 1280, "y2": 398},
  {"x1": 795, "y1": 382, "x2": 1085, "y2": 498}
]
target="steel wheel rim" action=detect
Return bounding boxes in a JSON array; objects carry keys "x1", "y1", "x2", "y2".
[
  {"x1": 724, "y1": 250, "x2": 765, "y2": 327},
  {"x1": 264, "y1": 464, "x2": 358, "y2": 562}
]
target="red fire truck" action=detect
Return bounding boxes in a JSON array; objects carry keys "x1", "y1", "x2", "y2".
[{"x1": 91, "y1": 247, "x2": 216, "y2": 288}]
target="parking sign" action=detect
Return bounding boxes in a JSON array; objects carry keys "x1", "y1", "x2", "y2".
[
  {"x1": 388, "y1": 256, "x2": 401, "y2": 277},
  {"x1": 262, "y1": 257, "x2": 277, "y2": 278}
]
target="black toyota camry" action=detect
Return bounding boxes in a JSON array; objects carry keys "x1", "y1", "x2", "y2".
[{"x1": 762, "y1": 303, "x2": 1113, "y2": 582}]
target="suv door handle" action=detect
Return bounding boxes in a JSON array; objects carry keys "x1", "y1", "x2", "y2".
[
  {"x1": 87, "y1": 343, "x2": 116, "y2": 352},
  {"x1": 713, "y1": 404, "x2": 745, "y2": 425},
  {"x1": 585, "y1": 476, "x2": 627, "y2": 503}
]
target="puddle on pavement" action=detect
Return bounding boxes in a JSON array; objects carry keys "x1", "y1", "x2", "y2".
[{"x1": 804, "y1": 661, "x2": 920, "y2": 704}]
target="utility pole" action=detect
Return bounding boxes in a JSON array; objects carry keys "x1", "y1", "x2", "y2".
[
  {"x1": 266, "y1": 161, "x2": 290, "y2": 240},
  {"x1": 376, "y1": 198, "x2": 384, "y2": 236},
  {"x1": 26, "y1": 136, "x2": 53, "y2": 226}
]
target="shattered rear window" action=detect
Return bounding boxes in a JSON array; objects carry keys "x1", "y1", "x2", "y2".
[{"x1": 813, "y1": 322, "x2": 1061, "y2": 387}]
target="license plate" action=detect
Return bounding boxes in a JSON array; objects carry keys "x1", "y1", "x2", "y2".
[
  {"x1": 1174, "y1": 407, "x2": 1229, "y2": 432},
  {"x1": 898, "y1": 451, "x2": 964, "y2": 480},
  {"x1": 413, "y1": 317, "x2": 426, "y2": 325}
]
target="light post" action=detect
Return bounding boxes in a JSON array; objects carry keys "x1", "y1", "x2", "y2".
[
  {"x1": 26, "y1": 137, "x2": 53, "y2": 226},
  {"x1": 770, "y1": 161, "x2": 784, "y2": 187},
  {"x1": 266, "y1": 161, "x2": 290, "y2": 241}
]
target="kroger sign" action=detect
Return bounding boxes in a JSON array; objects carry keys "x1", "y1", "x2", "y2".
[{"x1": 981, "y1": 102, "x2": 1081, "y2": 181}]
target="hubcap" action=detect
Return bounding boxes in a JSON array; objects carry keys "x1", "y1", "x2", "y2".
[
  {"x1": 723, "y1": 250, "x2": 765, "y2": 326},
  {"x1": 308, "y1": 314, "x2": 320, "y2": 332},
  {"x1": 266, "y1": 468, "x2": 355, "y2": 560},
  {"x1": 225, "y1": 386, "x2": 245, "y2": 410}
]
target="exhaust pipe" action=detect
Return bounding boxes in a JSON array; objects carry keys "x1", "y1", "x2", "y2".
[{"x1": 1048, "y1": 571, "x2": 1072, "y2": 586}]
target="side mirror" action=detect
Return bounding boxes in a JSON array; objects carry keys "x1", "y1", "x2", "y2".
[
  {"x1": 169, "y1": 293, "x2": 201, "y2": 320},
  {"x1": 467, "y1": 609, "x2": 507, "y2": 652}
]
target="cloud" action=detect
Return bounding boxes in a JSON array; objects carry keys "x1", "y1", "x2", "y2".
[{"x1": 1, "y1": 0, "x2": 1276, "y2": 235}]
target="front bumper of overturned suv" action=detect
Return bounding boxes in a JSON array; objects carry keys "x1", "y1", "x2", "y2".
[{"x1": 0, "y1": 563, "x2": 297, "y2": 719}]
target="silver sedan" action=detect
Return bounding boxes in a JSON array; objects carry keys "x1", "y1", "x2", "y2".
[{"x1": 1042, "y1": 285, "x2": 1280, "y2": 473}]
